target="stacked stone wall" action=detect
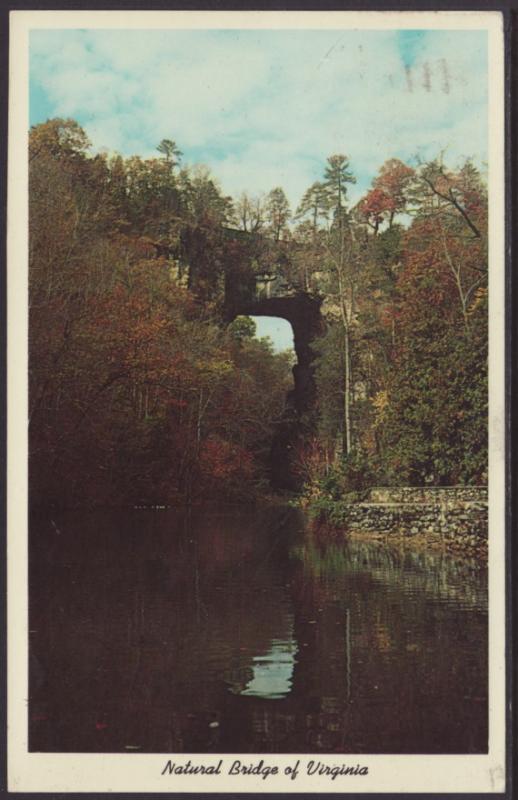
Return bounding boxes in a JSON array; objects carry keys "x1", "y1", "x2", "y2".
[
  {"x1": 368, "y1": 486, "x2": 487, "y2": 505},
  {"x1": 336, "y1": 486, "x2": 488, "y2": 547}
]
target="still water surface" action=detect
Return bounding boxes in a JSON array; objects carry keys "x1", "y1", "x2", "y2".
[{"x1": 29, "y1": 506, "x2": 487, "y2": 753}]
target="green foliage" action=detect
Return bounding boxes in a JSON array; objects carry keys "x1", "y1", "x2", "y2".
[
  {"x1": 375, "y1": 215, "x2": 488, "y2": 485},
  {"x1": 369, "y1": 225, "x2": 403, "y2": 277},
  {"x1": 265, "y1": 187, "x2": 291, "y2": 241},
  {"x1": 228, "y1": 315, "x2": 257, "y2": 342},
  {"x1": 297, "y1": 152, "x2": 487, "y2": 522},
  {"x1": 306, "y1": 495, "x2": 348, "y2": 527},
  {"x1": 339, "y1": 450, "x2": 376, "y2": 493},
  {"x1": 323, "y1": 153, "x2": 356, "y2": 220},
  {"x1": 295, "y1": 181, "x2": 329, "y2": 227},
  {"x1": 156, "y1": 138, "x2": 183, "y2": 165},
  {"x1": 313, "y1": 325, "x2": 345, "y2": 449}
]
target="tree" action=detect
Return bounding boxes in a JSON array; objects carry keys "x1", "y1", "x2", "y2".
[
  {"x1": 124, "y1": 154, "x2": 183, "y2": 244},
  {"x1": 29, "y1": 117, "x2": 91, "y2": 162},
  {"x1": 293, "y1": 155, "x2": 358, "y2": 457},
  {"x1": 265, "y1": 187, "x2": 291, "y2": 241},
  {"x1": 235, "y1": 192, "x2": 265, "y2": 233},
  {"x1": 322, "y1": 154, "x2": 356, "y2": 224},
  {"x1": 372, "y1": 158, "x2": 414, "y2": 226},
  {"x1": 156, "y1": 138, "x2": 183, "y2": 166},
  {"x1": 410, "y1": 156, "x2": 483, "y2": 239},
  {"x1": 296, "y1": 181, "x2": 329, "y2": 230},
  {"x1": 358, "y1": 187, "x2": 396, "y2": 234},
  {"x1": 376, "y1": 160, "x2": 488, "y2": 485},
  {"x1": 410, "y1": 157, "x2": 487, "y2": 328},
  {"x1": 175, "y1": 166, "x2": 236, "y2": 300},
  {"x1": 357, "y1": 159, "x2": 414, "y2": 234},
  {"x1": 321, "y1": 154, "x2": 357, "y2": 455},
  {"x1": 28, "y1": 120, "x2": 296, "y2": 507},
  {"x1": 180, "y1": 164, "x2": 234, "y2": 227},
  {"x1": 293, "y1": 182, "x2": 329, "y2": 290},
  {"x1": 228, "y1": 315, "x2": 257, "y2": 343}
]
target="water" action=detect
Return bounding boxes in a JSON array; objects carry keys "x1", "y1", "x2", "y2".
[{"x1": 29, "y1": 506, "x2": 488, "y2": 754}]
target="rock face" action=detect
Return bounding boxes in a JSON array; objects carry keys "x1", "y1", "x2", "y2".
[{"x1": 226, "y1": 287, "x2": 324, "y2": 491}]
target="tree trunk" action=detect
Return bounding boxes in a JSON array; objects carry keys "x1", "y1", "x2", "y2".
[
  {"x1": 344, "y1": 321, "x2": 351, "y2": 455},
  {"x1": 336, "y1": 231, "x2": 352, "y2": 457}
]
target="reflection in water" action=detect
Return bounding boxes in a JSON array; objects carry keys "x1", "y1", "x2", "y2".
[
  {"x1": 29, "y1": 506, "x2": 487, "y2": 754},
  {"x1": 240, "y1": 632, "x2": 298, "y2": 699}
]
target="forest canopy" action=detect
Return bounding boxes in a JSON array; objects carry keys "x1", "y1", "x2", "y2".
[{"x1": 29, "y1": 119, "x2": 488, "y2": 508}]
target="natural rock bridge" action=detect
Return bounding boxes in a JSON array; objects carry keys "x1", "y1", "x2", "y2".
[
  {"x1": 224, "y1": 265, "x2": 324, "y2": 490},
  {"x1": 164, "y1": 226, "x2": 324, "y2": 490}
]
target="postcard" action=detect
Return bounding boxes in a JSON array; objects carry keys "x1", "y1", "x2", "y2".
[{"x1": 7, "y1": 8, "x2": 507, "y2": 794}]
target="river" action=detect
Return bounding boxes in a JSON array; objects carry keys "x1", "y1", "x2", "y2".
[{"x1": 29, "y1": 505, "x2": 487, "y2": 753}]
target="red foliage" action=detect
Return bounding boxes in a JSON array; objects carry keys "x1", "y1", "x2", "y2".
[
  {"x1": 358, "y1": 188, "x2": 396, "y2": 231},
  {"x1": 373, "y1": 158, "x2": 414, "y2": 209},
  {"x1": 200, "y1": 436, "x2": 254, "y2": 487}
]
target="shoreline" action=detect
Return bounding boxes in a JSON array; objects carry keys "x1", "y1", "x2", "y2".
[{"x1": 345, "y1": 528, "x2": 488, "y2": 565}]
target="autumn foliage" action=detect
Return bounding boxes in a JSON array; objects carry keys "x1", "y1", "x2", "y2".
[
  {"x1": 29, "y1": 120, "x2": 292, "y2": 507},
  {"x1": 294, "y1": 153, "x2": 488, "y2": 489},
  {"x1": 29, "y1": 119, "x2": 488, "y2": 507}
]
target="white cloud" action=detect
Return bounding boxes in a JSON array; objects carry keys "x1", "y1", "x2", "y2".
[{"x1": 30, "y1": 28, "x2": 488, "y2": 209}]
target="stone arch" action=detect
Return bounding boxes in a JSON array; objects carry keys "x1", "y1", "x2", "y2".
[{"x1": 228, "y1": 292, "x2": 324, "y2": 490}]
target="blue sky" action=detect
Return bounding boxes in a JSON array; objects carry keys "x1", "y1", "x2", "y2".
[
  {"x1": 30, "y1": 28, "x2": 487, "y2": 206},
  {"x1": 29, "y1": 27, "x2": 487, "y2": 351},
  {"x1": 397, "y1": 30, "x2": 428, "y2": 68},
  {"x1": 253, "y1": 317, "x2": 294, "y2": 352}
]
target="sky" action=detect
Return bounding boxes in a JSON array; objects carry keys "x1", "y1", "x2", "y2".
[
  {"x1": 29, "y1": 27, "x2": 488, "y2": 351},
  {"x1": 252, "y1": 317, "x2": 294, "y2": 352}
]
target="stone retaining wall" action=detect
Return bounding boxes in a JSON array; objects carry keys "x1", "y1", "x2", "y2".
[
  {"x1": 336, "y1": 486, "x2": 488, "y2": 545},
  {"x1": 367, "y1": 486, "x2": 487, "y2": 504}
]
